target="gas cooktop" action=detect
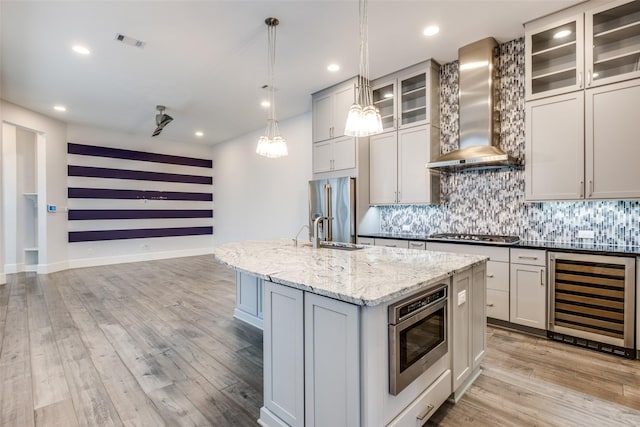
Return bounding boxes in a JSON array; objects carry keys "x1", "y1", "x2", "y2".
[{"x1": 429, "y1": 233, "x2": 520, "y2": 245}]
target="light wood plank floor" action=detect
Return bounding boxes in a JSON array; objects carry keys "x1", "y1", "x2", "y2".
[{"x1": 0, "y1": 255, "x2": 639, "y2": 426}]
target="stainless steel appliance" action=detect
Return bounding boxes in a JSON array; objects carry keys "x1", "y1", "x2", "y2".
[
  {"x1": 548, "y1": 252, "x2": 636, "y2": 358},
  {"x1": 308, "y1": 176, "x2": 356, "y2": 244},
  {"x1": 429, "y1": 233, "x2": 520, "y2": 245},
  {"x1": 388, "y1": 284, "x2": 448, "y2": 395}
]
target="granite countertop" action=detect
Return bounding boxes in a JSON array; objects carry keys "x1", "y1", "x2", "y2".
[
  {"x1": 213, "y1": 239, "x2": 486, "y2": 306},
  {"x1": 359, "y1": 232, "x2": 640, "y2": 256}
]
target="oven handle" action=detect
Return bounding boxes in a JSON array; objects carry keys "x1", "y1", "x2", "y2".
[{"x1": 393, "y1": 298, "x2": 447, "y2": 330}]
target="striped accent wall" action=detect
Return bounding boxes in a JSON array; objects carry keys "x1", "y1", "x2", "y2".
[{"x1": 67, "y1": 143, "x2": 214, "y2": 243}]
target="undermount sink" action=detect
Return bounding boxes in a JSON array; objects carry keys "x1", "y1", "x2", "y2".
[{"x1": 319, "y1": 241, "x2": 366, "y2": 251}]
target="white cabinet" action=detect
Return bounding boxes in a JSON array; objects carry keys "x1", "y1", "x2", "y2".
[
  {"x1": 261, "y1": 281, "x2": 305, "y2": 427},
  {"x1": 472, "y1": 263, "x2": 487, "y2": 370},
  {"x1": 312, "y1": 79, "x2": 356, "y2": 142},
  {"x1": 525, "y1": 91, "x2": 585, "y2": 201},
  {"x1": 370, "y1": 125, "x2": 440, "y2": 205},
  {"x1": 304, "y1": 293, "x2": 360, "y2": 427},
  {"x1": 525, "y1": 0, "x2": 640, "y2": 100},
  {"x1": 373, "y1": 238, "x2": 408, "y2": 249},
  {"x1": 510, "y1": 249, "x2": 547, "y2": 330},
  {"x1": 372, "y1": 60, "x2": 440, "y2": 131},
  {"x1": 586, "y1": 79, "x2": 640, "y2": 199},
  {"x1": 234, "y1": 272, "x2": 263, "y2": 329},
  {"x1": 357, "y1": 236, "x2": 375, "y2": 246},
  {"x1": 312, "y1": 136, "x2": 356, "y2": 174}
]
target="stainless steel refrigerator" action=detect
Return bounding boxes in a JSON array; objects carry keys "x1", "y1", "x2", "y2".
[{"x1": 308, "y1": 177, "x2": 356, "y2": 244}]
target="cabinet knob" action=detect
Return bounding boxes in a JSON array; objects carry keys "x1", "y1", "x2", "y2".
[
  {"x1": 487, "y1": 274, "x2": 495, "y2": 278},
  {"x1": 486, "y1": 303, "x2": 495, "y2": 307}
]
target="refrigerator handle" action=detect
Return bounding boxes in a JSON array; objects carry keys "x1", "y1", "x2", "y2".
[{"x1": 325, "y1": 183, "x2": 333, "y2": 241}]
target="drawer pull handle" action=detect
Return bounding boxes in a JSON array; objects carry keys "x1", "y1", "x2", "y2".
[
  {"x1": 417, "y1": 404, "x2": 435, "y2": 421},
  {"x1": 410, "y1": 243, "x2": 423, "y2": 247},
  {"x1": 487, "y1": 274, "x2": 494, "y2": 278},
  {"x1": 487, "y1": 303, "x2": 495, "y2": 307},
  {"x1": 518, "y1": 256, "x2": 538, "y2": 260},
  {"x1": 385, "y1": 244, "x2": 397, "y2": 248}
]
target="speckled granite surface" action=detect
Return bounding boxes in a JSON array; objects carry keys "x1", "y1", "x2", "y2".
[{"x1": 213, "y1": 239, "x2": 486, "y2": 306}]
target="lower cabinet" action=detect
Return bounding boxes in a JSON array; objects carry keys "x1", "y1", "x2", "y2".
[
  {"x1": 509, "y1": 249, "x2": 547, "y2": 330},
  {"x1": 234, "y1": 272, "x2": 263, "y2": 329}
]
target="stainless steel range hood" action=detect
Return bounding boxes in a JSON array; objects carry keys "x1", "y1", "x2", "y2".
[{"x1": 427, "y1": 37, "x2": 519, "y2": 171}]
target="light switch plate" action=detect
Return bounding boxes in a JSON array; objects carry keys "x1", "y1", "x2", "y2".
[
  {"x1": 577, "y1": 230, "x2": 595, "y2": 239},
  {"x1": 47, "y1": 204, "x2": 57, "y2": 213},
  {"x1": 457, "y1": 290, "x2": 466, "y2": 306},
  {"x1": 402, "y1": 225, "x2": 411, "y2": 232}
]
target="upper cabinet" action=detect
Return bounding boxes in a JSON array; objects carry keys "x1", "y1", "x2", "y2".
[
  {"x1": 526, "y1": 0, "x2": 640, "y2": 100},
  {"x1": 312, "y1": 78, "x2": 357, "y2": 143},
  {"x1": 372, "y1": 60, "x2": 440, "y2": 132}
]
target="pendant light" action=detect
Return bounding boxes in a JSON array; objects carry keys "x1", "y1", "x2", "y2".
[
  {"x1": 256, "y1": 17, "x2": 288, "y2": 158},
  {"x1": 344, "y1": 0, "x2": 383, "y2": 137}
]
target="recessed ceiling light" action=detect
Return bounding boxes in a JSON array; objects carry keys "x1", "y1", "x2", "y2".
[
  {"x1": 261, "y1": 100, "x2": 271, "y2": 108},
  {"x1": 195, "y1": 131, "x2": 204, "y2": 137},
  {"x1": 553, "y1": 29, "x2": 572, "y2": 39},
  {"x1": 327, "y1": 63, "x2": 340, "y2": 72},
  {"x1": 423, "y1": 26, "x2": 440, "y2": 37},
  {"x1": 53, "y1": 105, "x2": 67, "y2": 112},
  {"x1": 72, "y1": 45, "x2": 90, "y2": 55}
]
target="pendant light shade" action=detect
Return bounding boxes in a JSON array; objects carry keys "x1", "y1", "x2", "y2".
[
  {"x1": 257, "y1": 17, "x2": 288, "y2": 158},
  {"x1": 344, "y1": 0, "x2": 383, "y2": 137}
]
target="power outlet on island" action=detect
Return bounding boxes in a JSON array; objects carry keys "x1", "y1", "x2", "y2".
[
  {"x1": 457, "y1": 290, "x2": 466, "y2": 306},
  {"x1": 402, "y1": 225, "x2": 411, "y2": 232}
]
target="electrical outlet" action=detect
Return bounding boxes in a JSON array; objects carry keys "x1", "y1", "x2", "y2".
[
  {"x1": 577, "y1": 230, "x2": 595, "y2": 239},
  {"x1": 402, "y1": 225, "x2": 411, "y2": 232},
  {"x1": 457, "y1": 290, "x2": 466, "y2": 306}
]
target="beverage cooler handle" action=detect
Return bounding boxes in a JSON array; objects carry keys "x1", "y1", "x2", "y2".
[{"x1": 325, "y1": 183, "x2": 333, "y2": 241}]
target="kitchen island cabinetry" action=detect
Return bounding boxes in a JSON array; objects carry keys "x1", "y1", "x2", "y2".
[
  {"x1": 215, "y1": 240, "x2": 487, "y2": 427},
  {"x1": 234, "y1": 272, "x2": 263, "y2": 329},
  {"x1": 510, "y1": 249, "x2": 547, "y2": 330}
]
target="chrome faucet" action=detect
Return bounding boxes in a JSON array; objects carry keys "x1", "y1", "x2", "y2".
[
  {"x1": 312, "y1": 216, "x2": 328, "y2": 248},
  {"x1": 293, "y1": 224, "x2": 310, "y2": 247}
]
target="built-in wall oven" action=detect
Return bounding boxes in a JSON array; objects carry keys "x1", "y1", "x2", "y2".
[
  {"x1": 388, "y1": 283, "x2": 448, "y2": 395},
  {"x1": 548, "y1": 252, "x2": 636, "y2": 358}
]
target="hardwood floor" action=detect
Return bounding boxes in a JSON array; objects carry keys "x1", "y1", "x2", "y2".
[{"x1": 0, "y1": 255, "x2": 639, "y2": 426}]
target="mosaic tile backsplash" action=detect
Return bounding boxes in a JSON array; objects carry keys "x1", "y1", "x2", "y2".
[{"x1": 379, "y1": 38, "x2": 640, "y2": 247}]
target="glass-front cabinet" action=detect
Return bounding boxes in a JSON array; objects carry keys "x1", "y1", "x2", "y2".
[
  {"x1": 586, "y1": 0, "x2": 640, "y2": 86},
  {"x1": 526, "y1": 14, "x2": 584, "y2": 99},
  {"x1": 371, "y1": 60, "x2": 440, "y2": 132}
]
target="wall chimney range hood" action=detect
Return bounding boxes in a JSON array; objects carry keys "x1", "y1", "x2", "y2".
[{"x1": 427, "y1": 37, "x2": 519, "y2": 171}]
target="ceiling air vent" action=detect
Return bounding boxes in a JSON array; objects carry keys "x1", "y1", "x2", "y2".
[{"x1": 114, "y1": 33, "x2": 146, "y2": 49}]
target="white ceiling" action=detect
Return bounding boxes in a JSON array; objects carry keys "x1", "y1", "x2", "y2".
[{"x1": 1, "y1": 0, "x2": 582, "y2": 146}]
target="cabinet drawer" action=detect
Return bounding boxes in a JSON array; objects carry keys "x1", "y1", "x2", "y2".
[
  {"x1": 358, "y1": 237, "x2": 375, "y2": 246},
  {"x1": 407, "y1": 241, "x2": 426, "y2": 250},
  {"x1": 426, "y1": 242, "x2": 509, "y2": 262},
  {"x1": 386, "y1": 369, "x2": 451, "y2": 427},
  {"x1": 510, "y1": 248, "x2": 546, "y2": 266},
  {"x1": 486, "y1": 289, "x2": 509, "y2": 322},
  {"x1": 375, "y1": 238, "x2": 409, "y2": 249},
  {"x1": 486, "y1": 261, "x2": 509, "y2": 292}
]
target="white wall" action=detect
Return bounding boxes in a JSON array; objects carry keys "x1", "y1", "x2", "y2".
[
  {"x1": 213, "y1": 112, "x2": 312, "y2": 246},
  {"x1": 66, "y1": 124, "x2": 215, "y2": 269},
  {"x1": 2, "y1": 100, "x2": 68, "y2": 273}
]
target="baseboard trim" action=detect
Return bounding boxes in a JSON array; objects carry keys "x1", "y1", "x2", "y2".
[
  {"x1": 67, "y1": 247, "x2": 214, "y2": 270},
  {"x1": 0, "y1": 273, "x2": 6, "y2": 285},
  {"x1": 258, "y1": 407, "x2": 290, "y2": 427},
  {"x1": 233, "y1": 309, "x2": 264, "y2": 330}
]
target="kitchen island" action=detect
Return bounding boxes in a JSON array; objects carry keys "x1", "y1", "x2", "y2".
[{"x1": 214, "y1": 239, "x2": 487, "y2": 427}]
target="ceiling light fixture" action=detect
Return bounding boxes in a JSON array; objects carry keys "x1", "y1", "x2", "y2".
[
  {"x1": 53, "y1": 105, "x2": 67, "y2": 112},
  {"x1": 553, "y1": 29, "x2": 572, "y2": 39},
  {"x1": 327, "y1": 63, "x2": 340, "y2": 72},
  {"x1": 195, "y1": 131, "x2": 204, "y2": 137},
  {"x1": 256, "y1": 17, "x2": 288, "y2": 159},
  {"x1": 260, "y1": 100, "x2": 271, "y2": 108},
  {"x1": 72, "y1": 45, "x2": 90, "y2": 55},
  {"x1": 152, "y1": 105, "x2": 173, "y2": 137},
  {"x1": 344, "y1": 0, "x2": 383, "y2": 137},
  {"x1": 423, "y1": 25, "x2": 440, "y2": 36}
]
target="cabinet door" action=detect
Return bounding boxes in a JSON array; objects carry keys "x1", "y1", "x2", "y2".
[
  {"x1": 585, "y1": 0, "x2": 640, "y2": 88},
  {"x1": 332, "y1": 136, "x2": 357, "y2": 172},
  {"x1": 312, "y1": 140, "x2": 333, "y2": 174},
  {"x1": 525, "y1": 14, "x2": 584, "y2": 100},
  {"x1": 333, "y1": 83, "x2": 356, "y2": 139},
  {"x1": 304, "y1": 293, "x2": 360, "y2": 427},
  {"x1": 586, "y1": 79, "x2": 640, "y2": 199},
  {"x1": 399, "y1": 70, "x2": 428, "y2": 128},
  {"x1": 525, "y1": 92, "x2": 585, "y2": 201},
  {"x1": 472, "y1": 263, "x2": 487, "y2": 370},
  {"x1": 313, "y1": 93, "x2": 333, "y2": 142},
  {"x1": 398, "y1": 125, "x2": 436, "y2": 204},
  {"x1": 236, "y1": 272, "x2": 259, "y2": 316},
  {"x1": 369, "y1": 132, "x2": 398, "y2": 204},
  {"x1": 510, "y1": 264, "x2": 547, "y2": 330},
  {"x1": 262, "y1": 281, "x2": 305, "y2": 427},
  {"x1": 451, "y1": 268, "x2": 472, "y2": 391},
  {"x1": 372, "y1": 80, "x2": 397, "y2": 132},
  {"x1": 373, "y1": 238, "x2": 408, "y2": 249}
]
